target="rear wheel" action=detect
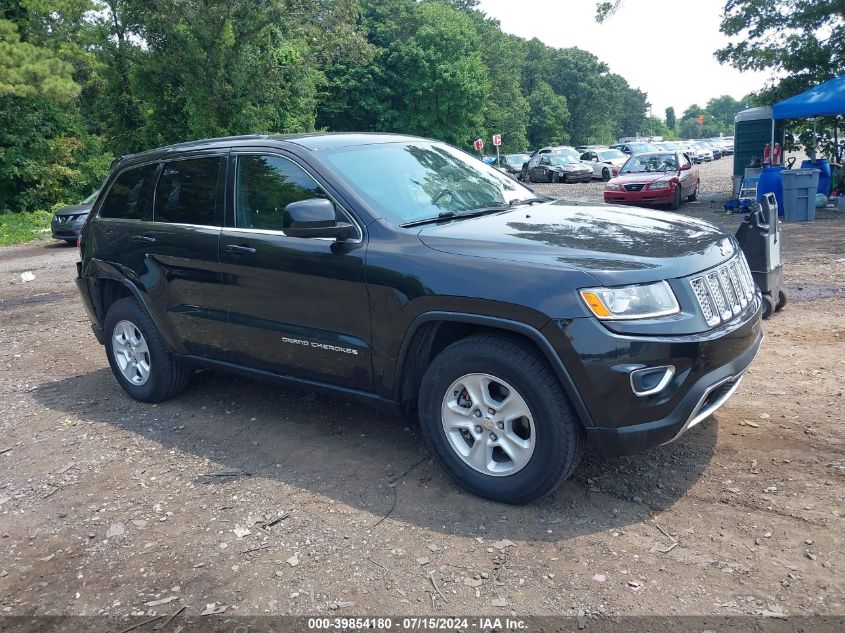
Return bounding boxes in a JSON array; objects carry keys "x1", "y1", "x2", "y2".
[
  {"x1": 670, "y1": 186, "x2": 682, "y2": 210},
  {"x1": 418, "y1": 335, "x2": 583, "y2": 504},
  {"x1": 104, "y1": 298, "x2": 192, "y2": 402},
  {"x1": 688, "y1": 181, "x2": 699, "y2": 202},
  {"x1": 776, "y1": 289, "x2": 787, "y2": 311},
  {"x1": 602, "y1": 167, "x2": 611, "y2": 182}
]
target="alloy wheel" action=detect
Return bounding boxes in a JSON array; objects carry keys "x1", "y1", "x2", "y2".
[
  {"x1": 441, "y1": 373, "x2": 536, "y2": 476},
  {"x1": 112, "y1": 320, "x2": 151, "y2": 386}
]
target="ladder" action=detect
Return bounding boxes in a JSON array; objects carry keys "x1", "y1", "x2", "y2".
[{"x1": 739, "y1": 177, "x2": 759, "y2": 201}]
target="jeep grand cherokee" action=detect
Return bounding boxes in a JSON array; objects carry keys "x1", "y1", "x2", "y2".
[{"x1": 75, "y1": 133, "x2": 762, "y2": 504}]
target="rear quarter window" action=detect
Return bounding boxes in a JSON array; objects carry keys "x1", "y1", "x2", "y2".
[{"x1": 98, "y1": 163, "x2": 159, "y2": 220}]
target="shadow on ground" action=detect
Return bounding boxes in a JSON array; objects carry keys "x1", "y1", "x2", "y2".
[{"x1": 34, "y1": 366, "x2": 717, "y2": 541}]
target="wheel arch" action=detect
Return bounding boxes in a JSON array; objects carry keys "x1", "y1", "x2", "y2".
[
  {"x1": 86, "y1": 263, "x2": 180, "y2": 353},
  {"x1": 394, "y1": 312, "x2": 594, "y2": 429}
]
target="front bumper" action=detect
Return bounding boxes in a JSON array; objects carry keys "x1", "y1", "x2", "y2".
[
  {"x1": 604, "y1": 186, "x2": 675, "y2": 206},
  {"x1": 542, "y1": 296, "x2": 762, "y2": 457},
  {"x1": 51, "y1": 221, "x2": 84, "y2": 240}
]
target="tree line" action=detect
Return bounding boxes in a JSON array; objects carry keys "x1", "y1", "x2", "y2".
[
  {"x1": 0, "y1": 0, "x2": 668, "y2": 213},
  {"x1": 2, "y1": 0, "x2": 840, "y2": 213}
]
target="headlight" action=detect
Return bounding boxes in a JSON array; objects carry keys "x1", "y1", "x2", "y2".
[
  {"x1": 579, "y1": 281, "x2": 680, "y2": 320},
  {"x1": 605, "y1": 183, "x2": 622, "y2": 190},
  {"x1": 648, "y1": 179, "x2": 672, "y2": 190}
]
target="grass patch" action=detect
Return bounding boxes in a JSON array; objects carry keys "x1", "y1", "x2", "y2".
[{"x1": 0, "y1": 210, "x2": 54, "y2": 247}]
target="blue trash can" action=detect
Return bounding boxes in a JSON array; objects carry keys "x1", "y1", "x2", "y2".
[
  {"x1": 758, "y1": 165, "x2": 785, "y2": 216},
  {"x1": 801, "y1": 159, "x2": 831, "y2": 196}
]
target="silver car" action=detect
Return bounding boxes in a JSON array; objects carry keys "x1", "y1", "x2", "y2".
[{"x1": 580, "y1": 148, "x2": 628, "y2": 181}]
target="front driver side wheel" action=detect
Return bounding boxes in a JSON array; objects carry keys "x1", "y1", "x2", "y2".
[
  {"x1": 418, "y1": 334, "x2": 583, "y2": 504},
  {"x1": 602, "y1": 167, "x2": 611, "y2": 181}
]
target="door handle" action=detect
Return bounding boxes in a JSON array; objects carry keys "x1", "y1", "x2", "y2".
[
  {"x1": 225, "y1": 244, "x2": 256, "y2": 254},
  {"x1": 131, "y1": 235, "x2": 156, "y2": 244}
]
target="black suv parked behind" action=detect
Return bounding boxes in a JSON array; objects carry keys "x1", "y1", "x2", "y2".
[{"x1": 76, "y1": 133, "x2": 762, "y2": 503}]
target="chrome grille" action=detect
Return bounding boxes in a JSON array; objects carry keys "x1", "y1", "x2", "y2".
[
  {"x1": 690, "y1": 253, "x2": 756, "y2": 327},
  {"x1": 624, "y1": 184, "x2": 645, "y2": 191}
]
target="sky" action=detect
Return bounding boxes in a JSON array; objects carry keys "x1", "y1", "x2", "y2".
[{"x1": 476, "y1": 0, "x2": 772, "y2": 117}]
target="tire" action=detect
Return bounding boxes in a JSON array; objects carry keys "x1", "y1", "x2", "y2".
[
  {"x1": 602, "y1": 168, "x2": 611, "y2": 182},
  {"x1": 761, "y1": 294, "x2": 775, "y2": 320},
  {"x1": 688, "y1": 181, "x2": 699, "y2": 202},
  {"x1": 104, "y1": 297, "x2": 192, "y2": 403},
  {"x1": 418, "y1": 334, "x2": 584, "y2": 504},
  {"x1": 776, "y1": 289, "x2": 787, "y2": 311},
  {"x1": 670, "y1": 186, "x2": 682, "y2": 211}
]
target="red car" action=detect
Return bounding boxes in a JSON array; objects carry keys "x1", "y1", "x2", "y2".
[{"x1": 603, "y1": 151, "x2": 700, "y2": 210}]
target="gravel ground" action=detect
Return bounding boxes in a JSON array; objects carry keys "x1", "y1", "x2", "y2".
[{"x1": 0, "y1": 156, "x2": 844, "y2": 628}]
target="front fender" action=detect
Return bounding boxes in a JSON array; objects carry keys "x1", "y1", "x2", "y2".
[{"x1": 389, "y1": 310, "x2": 595, "y2": 430}]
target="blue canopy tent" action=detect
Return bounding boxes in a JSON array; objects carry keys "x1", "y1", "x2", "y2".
[
  {"x1": 772, "y1": 73, "x2": 845, "y2": 120},
  {"x1": 769, "y1": 73, "x2": 845, "y2": 159}
]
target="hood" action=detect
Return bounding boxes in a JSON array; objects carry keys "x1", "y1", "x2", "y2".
[
  {"x1": 603, "y1": 157, "x2": 627, "y2": 166},
  {"x1": 610, "y1": 171, "x2": 677, "y2": 185},
  {"x1": 550, "y1": 163, "x2": 591, "y2": 172},
  {"x1": 54, "y1": 203, "x2": 92, "y2": 217},
  {"x1": 416, "y1": 201, "x2": 734, "y2": 286}
]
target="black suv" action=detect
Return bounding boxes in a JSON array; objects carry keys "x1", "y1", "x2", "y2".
[{"x1": 76, "y1": 133, "x2": 762, "y2": 504}]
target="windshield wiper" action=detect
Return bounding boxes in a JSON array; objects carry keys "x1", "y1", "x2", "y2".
[
  {"x1": 508, "y1": 196, "x2": 548, "y2": 206},
  {"x1": 400, "y1": 206, "x2": 514, "y2": 228}
]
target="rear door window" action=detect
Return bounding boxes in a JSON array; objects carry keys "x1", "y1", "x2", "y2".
[
  {"x1": 154, "y1": 157, "x2": 222, "y2": 226},
  {"x1": 99, "y1": 163, "x2": 158, "y2": 220}
]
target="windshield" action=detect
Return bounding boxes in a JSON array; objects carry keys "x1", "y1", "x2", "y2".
[
  {"x1": 503, "y1": 154, "x2": 529, "y2": 166},
  {"x1": 628, "y1": 143, "x2": 656, "y2": 153},
  {"x1": 320, "y1": 141, "x2": 536, "y2": 225},
  {"x1": 598, "y1": 150, "x2": 625, "y2": 160},
  {"x1": 547, "y1": 154, "x2": 578, "y2": 165},
  {"x1": 620, "y1": 153, "x2": 679, "y2": 173}
]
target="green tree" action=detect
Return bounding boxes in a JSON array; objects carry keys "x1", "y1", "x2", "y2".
[
  {"x1": 546, "y1": 48, "x2": 625, "y2": 144},
  {"x1": 526, "y1": 80, "x2": 569, "y2": 147},
  {"x1": 665, "y1": 106, "x2": 676, "y2": 130},
  {"x1": 470, "y1": 19, "x2": 528, "y2": 152},
  {"x1": 717, "y1": 0, "x2": 845, "y2": 104},
  {"x1": 319, "y1": 0, "x2": 490, "y2": 147},
  {"x1": 678, "y1": 104, "x2": 725, "y2": 139},
  {"x1": 0, "y1": 1, "x2": 109, "y2": 211},
  {"x1": 705, "y1": 95, "x2": 746, "y2": 129},
  {"x1": 616, "y1": 87, "x2": 648, "y2": 138},
  {"x1": 379, "y1": 1, "x2": 490, "y2": 145}
]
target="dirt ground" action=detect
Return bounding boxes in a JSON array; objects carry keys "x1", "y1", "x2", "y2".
[{"x1": 1, "y1": 158, "x2": 844, "y2": 626}]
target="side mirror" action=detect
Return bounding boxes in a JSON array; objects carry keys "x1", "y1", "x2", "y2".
[
  {"x1": 679, "y1": 163, "x2": 692, "y2": 171},
  {"x1": 282, "y1": 198, "x2": 355, "y2": 240},
  {"x1": 611, "y1": 166, "x2": 620, "y2": 176}
]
